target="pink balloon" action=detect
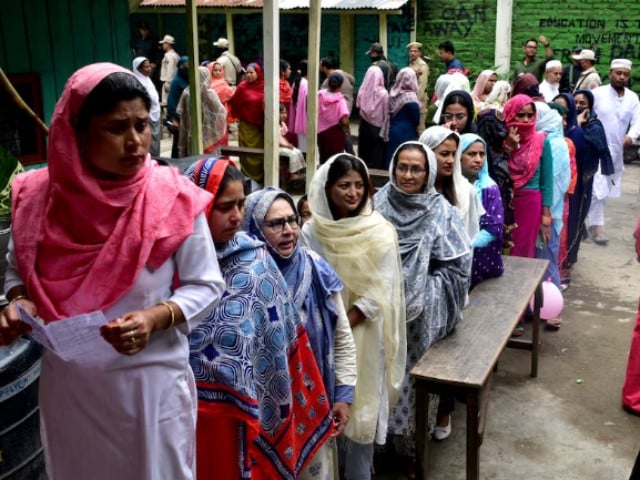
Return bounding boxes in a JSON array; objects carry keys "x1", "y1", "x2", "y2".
[{"x1": 529, "y1": 281, "x2": 564, "y2": 320}]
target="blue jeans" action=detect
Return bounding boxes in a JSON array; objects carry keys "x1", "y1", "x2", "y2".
[{"x1": 535, "y1": 225, "x2": 561, "y2": 289}]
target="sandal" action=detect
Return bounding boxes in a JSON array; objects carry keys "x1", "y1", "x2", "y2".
[
  {"x1": 511, "y1": 325, "x2": 525, "y2": 337},
  {"x1": 592, "y1": 232, "x2": 609, "y2": 245}
]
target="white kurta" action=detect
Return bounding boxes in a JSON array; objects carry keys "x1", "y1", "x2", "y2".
[
  {"x1": 5, "y1": 213, "x2": 224, "y2": 480},
  {"x1": 301, "y1": 229, "x2": 396, "y2": 445},
  {"x1": 592, "y1": 84, "x2": 640, "y2": 199}
]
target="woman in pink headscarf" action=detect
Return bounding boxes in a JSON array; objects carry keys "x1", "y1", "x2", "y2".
[
  {"x1": 503, "y1": 94, "x2": 553, "y2": 336},
  {"x1": 356, "y1": 66, "x2": 389, "y2": 169},
  {"x1": 471, "y1": 69, "x2": 497, "y2": 107},
  {"x1": 502, "y1": 94, "x2": 553, "y2": 259},
  {"x1": 0, "y1": 63, "x2": 224, "y2": 479}
]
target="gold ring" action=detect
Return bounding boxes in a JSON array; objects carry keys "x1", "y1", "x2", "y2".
[{"x1": 131, "y1": 336, "x2": 137, "y2": 345}]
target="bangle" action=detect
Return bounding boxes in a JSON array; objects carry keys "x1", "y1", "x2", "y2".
[
  {"x1": 542, "y1": 43, "x2": 550, "y2": 48},
  {"x1": 9, "y1": 294, "x2": 28, "y2": 304},
  {"x1": 159, "y1": 301, "x2": 175, "y2": 330}
]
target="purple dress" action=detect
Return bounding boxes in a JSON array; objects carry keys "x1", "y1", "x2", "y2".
[{"x1": 471, "y1": 182, "x2": 504, "y2": 288}]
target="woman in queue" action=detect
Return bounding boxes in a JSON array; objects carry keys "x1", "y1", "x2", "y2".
[
  {"x1": 356, "y1": 66, "x2": 389, "y2": 170},
  {"x1": 374, "y1": 141, "x2": 471, "y2": 473},
  {"x1": 471, "y1": 70, "x2": 498, "y2": 108},
  {"x1": 177, "y1": 66, "x2": 227, "y2": 157},
  {"x1": 438, "y1": 90, "x2": 477, "y2": 134},
  {"x1": 243, "y1": 187, "x2": 357, "y2": 478},
  {"x1": 208, "y1": 60, "x2": 236, "y2": 130},
  {"x1": 502, "y1": 94, "x2": 553, "y2": 259},
  {"x1": 381, "y1": 67, "x2": 420, "y2": 167},
  {"x1": 229, "y1": 62, "x2": 265, "y2": 186},
  {"x1": 300, "y1": 154, "x2": 406, "y2": 480},
  {"x1": 317, "y1": 72, "x2": 351, "y2": 163},
  {"x1": 186, "y1": 158, "x2": 333, "y2": 479},
  {"x1": 419, "y1": 126, "x2": 484, "y2": 243},
  {"x1": 459, "y1": 134, "x2": 505, "y2": 287},
  {"x1": 0, "y1": 63, "x2": 224, "y2": 479},
  {"x1": 502, "y1": 94, "x2": 553, "y2": 336}
]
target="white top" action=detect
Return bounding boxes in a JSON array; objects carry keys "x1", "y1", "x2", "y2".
[
  {"x1": 539, "y1": 79, "x2": 559, "y2": 102},
  {"x1": 5, "y1": 213, "x2": 225, "y2": 480}
]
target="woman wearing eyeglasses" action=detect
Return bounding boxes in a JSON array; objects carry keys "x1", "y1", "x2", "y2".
[
  {"x1": 374, "y1": 142, "x2": 471, "y2": 474},
  {"x1": 300, "y1": 154, "x2": 406, "y2": 480},
  {"x1": 438, "y1": 89, "x2": 476, "y2": 134},
  {"x1": 243, "y1": 187, "x2": 357, "y2": 479},
  {"x1": 185, "y1": 158, "x2": 333, "y2": 480}
]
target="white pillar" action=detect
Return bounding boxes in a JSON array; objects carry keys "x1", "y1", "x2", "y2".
[
  {"x1": 305, "y1": 0, "x2": 322, "y2": 182},
  {"x1": 495, "y1": 0, "x2": 513, "y2": 75},
  {"x1": 186, "y1": 0, "x2": 202, "y2": 155}
]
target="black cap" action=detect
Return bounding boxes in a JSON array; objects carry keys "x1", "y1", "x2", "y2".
[{"x1": 365, "y1": 42, "x2": 384, "y2": 55}]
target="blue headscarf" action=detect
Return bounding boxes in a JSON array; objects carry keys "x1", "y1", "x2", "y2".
[
  {"x1": 536, "y1": 103, "x2": 570, "y2": 233},
  {"x1": 460, "y1": 133, "x2": 495, "y2": 194},
  {"x1": 242, "y1": 187, "x2": 347, "y2": 404}
]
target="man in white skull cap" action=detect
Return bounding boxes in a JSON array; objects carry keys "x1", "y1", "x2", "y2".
[{"x1": 588, "y1": 59, "x2": 640, "y2": 244}]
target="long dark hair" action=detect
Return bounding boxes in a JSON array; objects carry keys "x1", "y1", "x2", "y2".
[
  {"x1": 439, "y1": 90, "x2": 475, "y2": 134},
  {"x1": 325, "y1": 154, "x2": 372, "y2": 219},
  {"x1": 436, "y1": 132, "x2": 459, "y2": 206},
  {"x1": 292, "y1": 60, "x2": 308, "y2": 105},
  {"x1": 218, "y1": 162, "x2": 245, "y2": 197},
  {"x1": 76, "y1": 72, "x2": 151, "y2": 131}
]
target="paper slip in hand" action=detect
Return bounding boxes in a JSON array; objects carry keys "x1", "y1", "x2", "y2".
[{"x1": 16, "y1": 304, "x2": 108, "y2": 361}]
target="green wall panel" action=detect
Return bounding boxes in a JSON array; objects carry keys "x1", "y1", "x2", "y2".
[
  {"x1": 24, "y1": 0, "x2": 57, "y2": 124},
  {"x1": 1, "y1": 2, "x2": 30, "y2": 73},
  {"x1": 0, "y1": 0, "x2": 132, "y2": 123}
]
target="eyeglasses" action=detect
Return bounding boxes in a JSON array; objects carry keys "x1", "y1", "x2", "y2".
[
  {"x1": 264, "y1": 215, "x2": 299, "y2": 232},
  {"x1": 442, "y1": 113, "x2": 467, "y2": 122},
  {"x1": 525, "y1": 44, "x2": 538, "y2": 49},
  {"x1": 396, "y1": 164, "x2": 426, "y2": 176}
]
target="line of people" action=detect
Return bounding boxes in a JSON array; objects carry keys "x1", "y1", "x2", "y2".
[{"x1": 2, "y1": 41, "x2": 640, "y2": 480}]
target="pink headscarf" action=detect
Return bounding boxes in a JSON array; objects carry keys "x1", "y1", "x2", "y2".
[
  {"x1": 471, "y1": 70, "x2": 495, "y2": 104},
  {"x1": 503, "y1": 94, "x2": 547, "y2": 190},
  {"x1": 10, "y1": 62, "x2": 212, "y2": 322},
  {"x1": 356, "y1": 66, "x2": 388, "y2": 128},
  {"x1": 381, "y1": 67, "x2": 419, "y2": 140}
]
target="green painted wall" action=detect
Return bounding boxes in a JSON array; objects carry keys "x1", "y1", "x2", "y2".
[
  {"x1": 0, "y1": 0, "x2": 131, "y2": 124},
  {"x1": 512, "y1": 1, "x2": 640, "y2": 87},
  {"x1": 415, "y1": 0, "x2": 640, "y2": 92}
]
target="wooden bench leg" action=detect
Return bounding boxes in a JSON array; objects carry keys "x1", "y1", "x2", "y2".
[
  {"x1": 466, "y1": 391, "x2": 480, "y2": 480},
  {"x1": 531, "y1": 282, "x2": 543, "y2": 378},
  {"x1": 415, "y1": 382, "x2": 429, "y2": 480}
]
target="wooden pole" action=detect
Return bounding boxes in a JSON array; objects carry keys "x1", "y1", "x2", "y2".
[
  {"x1": 305, "y1": 0, "x2": 321, "y2": 185},
  {"x1": 0, "y1": 68, "x2": 48, "y2": 135},
  {"x1": 263, "y1": 0, "x2": 279, "y2": 187},
  {"x1": 186, "y1": 0, "x2": 203, "y2": 155}
]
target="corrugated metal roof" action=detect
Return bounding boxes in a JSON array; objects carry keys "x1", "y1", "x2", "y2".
[{"x1": 137, "y1": 0, "x2": 408, "y2": 10}]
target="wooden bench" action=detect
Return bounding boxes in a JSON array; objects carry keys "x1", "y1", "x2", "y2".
[{"x1": 410, "y1": 255, "x2": 548, "y2": 480}]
